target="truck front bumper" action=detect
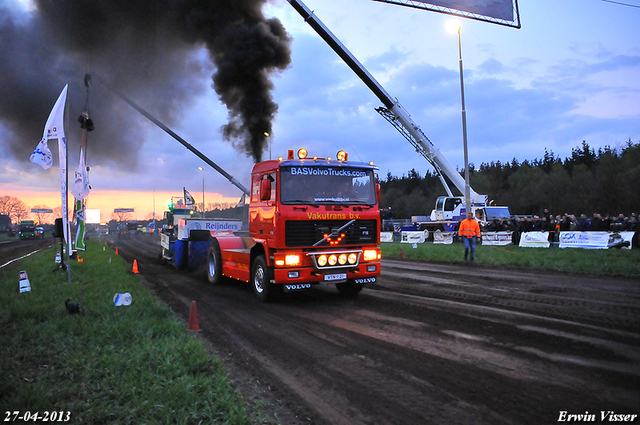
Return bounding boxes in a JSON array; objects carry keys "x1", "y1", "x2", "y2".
[{"x1": 273, "y1": 261, "x2": 380, "y2": 285}]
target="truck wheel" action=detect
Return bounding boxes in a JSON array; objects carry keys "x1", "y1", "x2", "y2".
[
  {"x1": 336, "y1": 280, "x2": 363, "y2": 297},
  {"x1": 207, "y1": 240, "x2": 224, "y2": 284},
  {"x1": 252, "y1": 255, "x2": 276, "y2": 302}
]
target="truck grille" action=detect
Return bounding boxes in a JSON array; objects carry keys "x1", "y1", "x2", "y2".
[{"x1": 285, "y1": 219, "x2": 378, "y2": 247}]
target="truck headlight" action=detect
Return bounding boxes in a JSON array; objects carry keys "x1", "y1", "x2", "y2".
[
  {"x1": 317, "y1": 255, "x2": 328, "y2": 267},
  {"x1": 285, "y1": 254, "x2": 302, "y2": 267},
  {"x1": 338, "y1": 254, "x2": 347, "y2": 265},
  {"x1": 276, "y1": 253, "x2": 302, "y2": 267},
  {"x1": 363, "y1": 249, "x2": 380, "y2": 262},
  {"x1": 328, "y1": 254, "x2": 338, "y2": 266},
  {"x1": 348, "y1": 253, "x2": 358, "y2": 264}
]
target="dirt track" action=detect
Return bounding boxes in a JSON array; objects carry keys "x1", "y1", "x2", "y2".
[
  {"x1": 108, "y1": 236, "x2": 640, "y2": 424},
  {"x1": 0, "y1": 237, "x2": 55, "y2": 267}
]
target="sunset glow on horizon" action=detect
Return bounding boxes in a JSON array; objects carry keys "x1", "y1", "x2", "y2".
[{"x1": 1, "y1": 186, "x2": 242, "y2": 224}]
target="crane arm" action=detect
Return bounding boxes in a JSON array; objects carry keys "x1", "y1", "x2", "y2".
[
  {"x1": 286, "y1": 0, "x2": 480, "y2": 200},
  {"x1": 95, "y1": 76, "x2": 250, "y2": 196}
]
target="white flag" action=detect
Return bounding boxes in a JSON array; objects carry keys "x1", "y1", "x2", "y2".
[
  {"x1": 184, "y1": 188, "x2": 195, "y2": 206},
  {"x1": 30, "y1": 138, "x2": 53, "y2": 169},
  {"x1": 43, "y1": 85, "x2": 67, "y2": 140},
  {"x1": 71, "y1": 148, "x2": 91, "y2": 201},
  {"x1": 30, "y1": 85, "x2": 68, "y2": 169}
]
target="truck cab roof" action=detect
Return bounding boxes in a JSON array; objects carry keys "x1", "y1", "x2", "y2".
[{"x1": 252, "y1": 158, "x2": 379, "y2": 174}]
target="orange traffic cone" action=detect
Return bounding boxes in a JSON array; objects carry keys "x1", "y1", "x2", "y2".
[
  {"x1": 188, "y1": 301, "x2": 200, "y2": 332},
  {"x1": 132, "y1": 259, "x2": 139, "y2": 274},
  {"x1": 115, "y1": 248, "x2": 119, "y2": 255}
]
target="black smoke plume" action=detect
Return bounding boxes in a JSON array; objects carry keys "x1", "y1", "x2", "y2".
[{"x1": 0, "y1": 0, "x2": 291, "y2": 165}]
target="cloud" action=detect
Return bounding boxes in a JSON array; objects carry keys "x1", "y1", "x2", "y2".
[
  {"x1": 0, "y1": 0, "x2": 292, "y2": 169},
  {"x1": 477, "y1": 58, "x2": 506, "y2": 75}
]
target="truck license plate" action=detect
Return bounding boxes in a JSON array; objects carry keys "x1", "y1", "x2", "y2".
[{"x1": 324, "y1": 273, "x2": 347, "y2": 281}]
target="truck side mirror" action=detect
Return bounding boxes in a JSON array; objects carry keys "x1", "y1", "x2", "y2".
[
  {"x1": 260, "y1": 178, "x2": 272, "y2": 201},
  {"x1": 376, "y1": 183, "x2": 381, "y2": 203}
]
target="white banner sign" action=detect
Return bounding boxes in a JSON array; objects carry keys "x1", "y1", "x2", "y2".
[
  {"x1": 559, "y1": 231, "x2": 634, "y2": 250},
  {"x1": 380, "y1": 232, "x2": 394, "y2": 242},
  {"x1": 86, "y1": 209, "x2": 101, "y2": 224},
  {"x1": 519, "y1": 232, "x2": 550, "y2": 248},
  {"x1": 401, "y1": 231, "x2": 426, "y2": 244},
  {"x1": 178, "y1": 219, "x2": 243, "y2": 240},
  {"x1": 481, "y1": 232, "x2": 512, "y2": 246},
  {"x1": 433, "y1": 232, "x2": 454, "y2": 244}
]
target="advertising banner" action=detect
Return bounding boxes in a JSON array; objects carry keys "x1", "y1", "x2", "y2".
[
  {"x1": 559, "y1": 231, "x2": 608, "y2": 249},
  {"x1": 433, "y1": 232, "x2": 454, "y2": 244},
  {"x1": 619, "y1": 232, "x2": 635, "y2": 249},
  {"x1": 401, "y1": 231, "x2": 426, "y2": 244},
  {"x1": 178, "y1": 219, "x2": 243, "y2": 240},
  {"x1": 380, "y1": 232, "x2": 394, "y2": 242},
  {"x1": 559, "y1": 232, "x2": 634, "y2": 249},
  {"x1": 481, "y1": 232, "x2": 512, "y2": 246},
  {"x1": 373, "y1": 0, "x2": 520, "y2": 27},
  {"x1": 519, "y1": 232, "x2": 550, "y2": 248},
  {"x1": 86, "y1": 209, "x2": 101, "y2": 224}
]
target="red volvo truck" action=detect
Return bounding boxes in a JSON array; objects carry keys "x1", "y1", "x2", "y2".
[{"x1": 206, "y1": 148, "x2": 381, "y2": 302}]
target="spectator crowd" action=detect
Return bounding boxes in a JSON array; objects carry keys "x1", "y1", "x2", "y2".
[{"x1": 483, "y1": 209, "x2": 639, "y2": 247}]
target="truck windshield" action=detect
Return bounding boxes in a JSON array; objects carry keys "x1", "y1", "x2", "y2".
[{"x1": 280, "y1": 166, "x2": 376, "y2": 205}]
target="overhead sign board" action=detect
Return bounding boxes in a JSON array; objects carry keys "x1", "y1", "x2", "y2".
[
  {"x1": 373, "y1": 0, "x2": 520, "y2": 28},
  {"x1": 113, "y1": 208, "x2": 135, "y2": 213},
  {"x1": 31, "y1": 208, "x2": 53, "y2": 213},
  {"x1": 86, "y1": 209, "x2": 101, "y2": 224}
]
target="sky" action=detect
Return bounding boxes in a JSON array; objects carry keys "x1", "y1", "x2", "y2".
[{"x1": 1, "y1": 0, "x2": 639, "y2": 222}]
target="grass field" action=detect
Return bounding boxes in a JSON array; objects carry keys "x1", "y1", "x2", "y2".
[
  {"x1": 0, "y1": 241, "x2": 269, "y2": 424},
  {"x1": 381, "y1": 241, "x2": 640, "y2": 277}
]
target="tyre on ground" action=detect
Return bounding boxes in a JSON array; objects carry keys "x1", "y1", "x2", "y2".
[
  {"x1": 207, "y1": 239, "x2": 224, "y2": 284},
  {"x1": 252, "y1": 255, "x2": 277, "y2": 302}
]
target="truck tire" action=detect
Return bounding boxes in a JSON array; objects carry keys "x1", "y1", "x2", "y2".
[
  {"x1": 252, "y1": 255, "x2": 276, "y2": 302},
  {"x1": 207, "y1": 240, "x2": 224, "y2": 284},
  {"x1": 336, "y1": 280, "x2": 363, "y2": 297}
]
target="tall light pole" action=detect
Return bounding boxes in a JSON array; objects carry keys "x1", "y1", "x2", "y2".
[
  {"x1": 152, "y1": 189, "x2": 156, "y2": 234},
  {"x1": 198, "y1": 166, "x2": 205, "y2": 217},
  {"x1": 264, "y1": 132, "x2": 271, "y2": 160},
  {"x1": 447, "y1": 20, "x2": 472, "y2": 216}
]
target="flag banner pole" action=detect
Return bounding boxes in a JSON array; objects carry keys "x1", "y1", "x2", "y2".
[
  {"x1": 74, "y1": 199, "x2": 86, "y2": 251},
  {"x1": 71, "y1": 147, "x2": 91, "y2": 251},
  {"x1": 30, "y1": 84, "x2": 70, "y2": 283}
]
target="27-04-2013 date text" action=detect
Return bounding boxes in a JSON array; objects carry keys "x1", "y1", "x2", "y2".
[{"x1": 4, "y1": 411, "x2": 71, "y2": 422}]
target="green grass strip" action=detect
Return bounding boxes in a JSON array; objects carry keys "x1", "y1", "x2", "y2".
[
  {"x1": 381, "y1": 242, "x2": 640, "y2": 277},
  {"x1": 0, "y1": 241, "x2": 260, "y2": 424}
]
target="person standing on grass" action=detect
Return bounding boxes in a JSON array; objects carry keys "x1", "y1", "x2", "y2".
[{"x1": 459, "y1": 212, "x2": 481, "y2": 262}]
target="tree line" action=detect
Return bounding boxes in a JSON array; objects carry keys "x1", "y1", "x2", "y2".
[
  {"x1": 0, "y1": 195, "x2": 63, "y2": 225},
  {"x1": 380, "y1": 140, "x2": 640, "y2": 219}
]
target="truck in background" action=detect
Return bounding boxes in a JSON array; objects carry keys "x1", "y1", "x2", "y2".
[
  {"x1": 160, "y1": 197, "x2": 243, "y2": 265},
  {"x1": 162, "y1": 148, "x2": 382, "y2": 302},
  {"x1": 19, "y1": 220, "x2": 38, "y2": 240}
]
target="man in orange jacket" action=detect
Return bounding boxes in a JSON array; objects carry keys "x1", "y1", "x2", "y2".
[{"x1": 459, "y1": 212, "x2": 481, "y2": 262}]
